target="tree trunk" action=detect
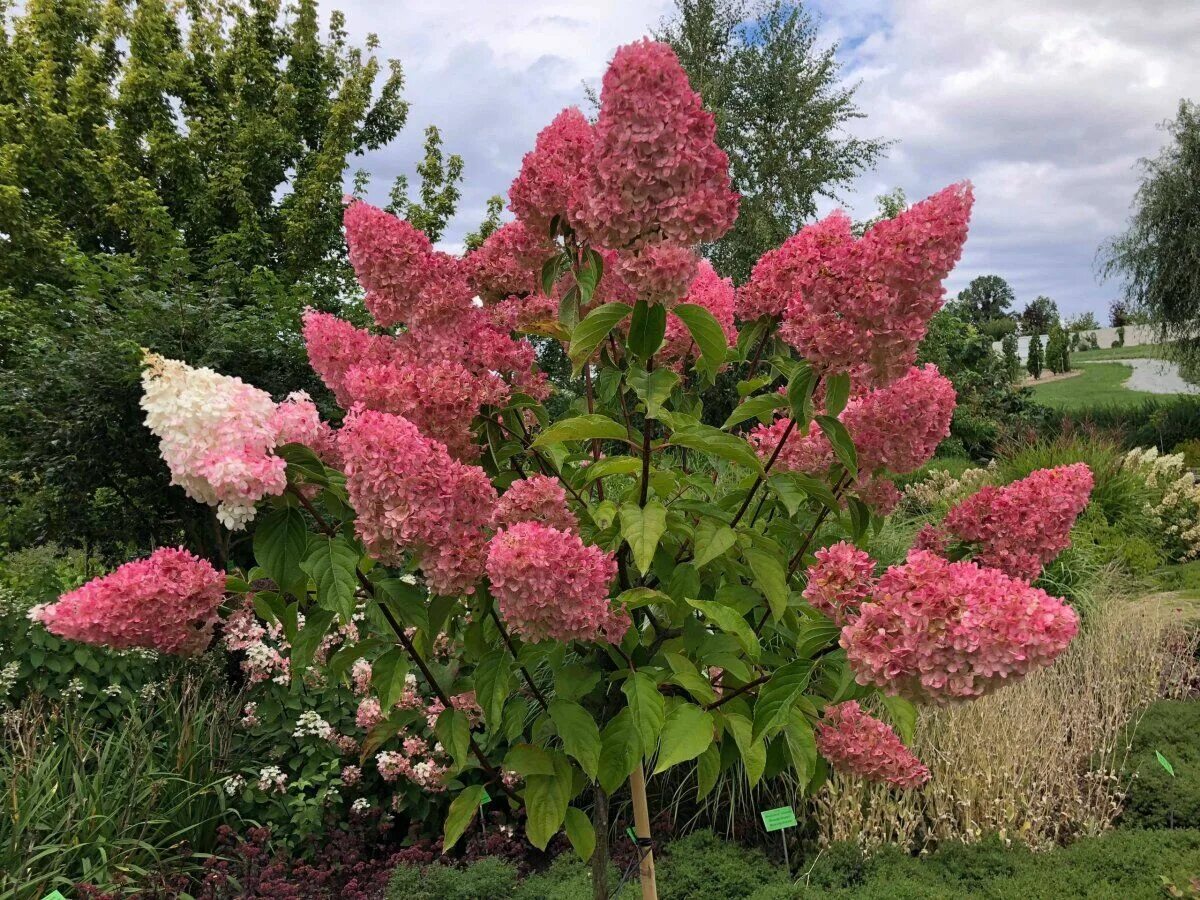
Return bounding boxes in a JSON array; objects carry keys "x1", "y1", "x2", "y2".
[
  {"x1": 592, "y1": 785, "x2": 610, "y2": 900},
  {"x1": 629, "y1": 763, "x2": 658, "y2": 900}
]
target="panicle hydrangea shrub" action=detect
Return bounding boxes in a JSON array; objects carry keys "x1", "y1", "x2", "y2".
[
  {"x1": 841, "y1": 550, "x2": 1079, "y2": 702},
  {"x1": 31, "y1": 547, "x2": 223, "y2": 656},
  {"x1": 508, "y1": 105, "x2": 596, "y2": 234},
  {"x1": 659, "y1": 260, "x2": 738, "y2": 369},
  {"x1": 917, "y1": 463, "x2": 1094, "y2": 580},
  {"x1": 815, "y1": 700, "x2": 930, "y2": 788}
]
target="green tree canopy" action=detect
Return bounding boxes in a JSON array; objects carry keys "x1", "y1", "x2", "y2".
[
  {"x1": 0, "y1": 0, "x2": 409, "y2": 560},
  {"x1": 1102, "y1": 99, "x2": 1200, "y2": 360},
  {"x1": 659, "y1": 0, "x2": 888, "y2": 282},
  {"x1": 1020, "y1": 295, "x2": 1060, "y2": 335},
  {"x1": 954, "y1": 275, "x2": 1015, "y2": 324}
]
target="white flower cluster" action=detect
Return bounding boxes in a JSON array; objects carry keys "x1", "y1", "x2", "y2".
[
  {"x1": 293, "y1": 710, "x2": 333, "y2": 740},
  {"x1": 0, "y1": 661, "x2": 19, "y2": 704},
  {"x1": 1122, "y1": 447, "x2": 1200, "y2": 560},
  {"x1": 351, "y1": 797, "x2": 371, "y2": 813},
  {"x1": 900, "y1": 461, "x2": 996, "y2": 515},
  {"x1": 257, "y1": 765, "x2": 288, "y2": 793},
  {"x1": 224, "y1": 774, "x2": 247, "y2": 797}
]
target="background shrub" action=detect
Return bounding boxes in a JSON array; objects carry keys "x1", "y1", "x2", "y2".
[{"x1": 1122, "y1": 700, "x2": 1200, "y2": 829}]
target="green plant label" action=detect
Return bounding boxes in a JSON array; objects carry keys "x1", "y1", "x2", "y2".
[
  {"x1": 760, "y1": 806, "x2": 798, "y2": 832},
  {"x1": 480, "y1": 788, "x2": 492, "y2": 806},
  {"x1": 41, "y1": 892, "x2": 67, "y2": 900},
  {"x1": 626, "y1": 826, "x2": 637, "y2": 841},
  {"x1": 1157, "y1": 750, "x2": 1176, "y2": 777}
]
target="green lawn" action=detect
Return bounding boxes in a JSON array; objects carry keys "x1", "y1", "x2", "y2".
[
  {"x1": 1072, "y1": 343, "x2": 1168, "y2": 362},
  {"x1": 1028, "y1": 362, "x2": 1181, "y2": 410}
]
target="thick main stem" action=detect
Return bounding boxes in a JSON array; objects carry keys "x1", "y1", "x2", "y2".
[
  {"x1": 592, "y1": 786, "x2": 611, "y2": 900},
  {"x1": 629, "y1": 763, "x2": 658, "y2": 900}
]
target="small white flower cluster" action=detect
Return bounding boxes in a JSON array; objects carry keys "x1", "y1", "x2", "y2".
[
  {"x1": 103, "y1": 684, "x2": 123, "y2": 698},
  {"x1": 257, "y1": 765, "x2": 288, "y2": 793},
  {"x1": 351, "y1": 797, "x2": 371, "y2": 813},
  {"x1": 1122, "y1": 447, "x2": 1200, "y2": 560},
  {"x1": 900, "y1": 461, "x2": 996, "y2": 515},
  {"x1": 62, "y1": 677, "x2": 86, "y2": 702},
  {"x1": 293, "y1": 710, "x2": 333, "y2": 740},
  {"x1": 0, "y1": 661, "x2": 19, "y2": 704},
  {"x1": 224, "y1": 774, "x2": 247, "y2": 797},
  {"x1": 139, "y1": 681, "x2": 164, "y2": 702}
]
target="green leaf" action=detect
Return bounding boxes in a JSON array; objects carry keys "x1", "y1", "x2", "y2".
[
  {"x1": 253, "y1": 506, "x2": 310, "y2": 599},
  {"x1": 525, "y1": 760, "x2": 572, "y2": 850},
  {"x1": 290, "y1": 608, "x2": 336, "y2": 676},
  {"x1": 580, "y1": 456, "x2": 642, "y2": 485},
  {"x1": 554, "y1": 664, "x2": 601, "y2": 703},
  {"x1": 668, "y1": 424, "x2": 763, "y2": 473},
  {"x1": 693, "y1": 519, "x2": 737, "y2": 569},
  {"x1": 882, "y1": 695, "x2": 917, "y2": 745},
  {"x1": 474, "y1": 648, "x2": 513, "y2": 731},
  {"x1": 823, "y1": 372, "x2": 852, "y2": 417},
  {"x1": 622, "y1": 672, "x2": 666, "y2": 758},
  {"x1": 372, "y1": 648, "x2": 410, "y2": 709},
  {"x1": 598, "y1": 709, "x2": 640, "y2": 794},
  {"x1": 745, "y1": 547, "x2": 789, "y2": 621},
  {"x1": 664, "y1": 652, "x2": 718, "y2": 705},
  {"x1": 815, "y1": 414, "x2": 858, "y2": 477},
  {"x1": 564, "y1": 807, "x2": 596, "y2": 863},
  {"x1": 435, "y1": 707, "x2": 470, "y2": 770},
  {"x1": 1157, "y1": 751, "x2": 1176, "y2": 777},
  {"x1": 541, "y1": 253, "x2": 566, "y2": 296},
  {"x1": 847, "y1": 496, "x2": 870, "y2": 541},
  {"x1": 722, "y1": 392, "x2": 788, "y2": 430},
  {"x1": 374, "y1": 577, "x2": 430, "y2": 634},
  {"x1": 796, "y1": 617, "x2": 841, "y2": 659},
  {"x1": 504, "y1": 743, "x2": 557, "y2": 777},
  {"x1": 686, "y1": 598, "x2": 761, "y2": 661},
  {"x1": 549, "y1": 699, "x2": 602, "y2": 779},
  {"x1": 620, "y1": 501, "x2": 668, "y2": 574},
  {"x1": 769, "y1": 472, "x2": 839, "y2": 517},
  {"x1": 278, "y1": 442, "x2": 329, "y2": 486},
  {"x1": 696, "y1": 743, "x2": 722, "y2": 800},
  {"x1": 533, "y1": 414, "x2": 631, "y2": 448},
  {"x1": 653, "y1": 704, "x2": 715, "y2": 775},
  {"x1": 300, "y1": 535, "x2": 359, "y2": 622},
  {"x1": 627, "y1": 299, "x2": 667, "y2": 359},
  {"x1": 443, "y1": 785, "x2": 485, "y2": 851},
  {"x1": 723, "y1": 713, "x2": 767, "y2": 787},
  {"x1": 615, "y1": 586, "x2": 672, "y2": 611},
  {"x1": 627, "y1": 367, "x2": 679, "y2": 419},
  {"x1": 751, "y1": 659, "x2": 815, "y2": 740},
  {"x1": 673, "y1": 302, "x2": 728, "y2": 375},
  {"x1": 569, "y1": 302, "x2": 633, "y2": 374},
  {"x1": 784, "y1": 711, "x2": 818, "y2": 790},
  {"x1": 576, "y1": 250, "x2": 604, "y2": 304},
  {"x1": 785, "y1": 362, "x2": 816, "y2": 421}
]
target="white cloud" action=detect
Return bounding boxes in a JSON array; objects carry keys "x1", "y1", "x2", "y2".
[{"x1": 334, "y1": 0, "x2": 1199, "y2": 317}]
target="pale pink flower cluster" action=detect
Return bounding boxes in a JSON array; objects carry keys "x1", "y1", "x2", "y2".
[
  {"x1": 508, "y1": 106, "x2": 596, "y2": 234},
  {"x1": 614, "y1": 244, "x2": 699, "y2": 307},
  {"x1": 337, "y1": 408, "x2": 497, "y2": 596},
  {"x1": 222, "y1": 606, "x2": 289, "y2": 684},
  {"x1": 464, "y1": 220, "x2": 552, "y2": 303},
  {"x1": 737, "y1": 210, "x2": 853, "y2": 321},
  {"x1": 31, "y1": 548, "x2": 223, "y2": 656},
  {"x1": 803, "y1": 542, "x2": 875, "y2": 625},
  {"x1": 841, "y1": 550, "x2": 1079, "y2": 703},
  {"x1": 815, "y1": 701, "x2": 930, "y2": 788},
  {"x1": 748, "y1": 365, "x2": 955, "y2": 499},
  {"x1": 775, "y1": 184, "x2": 974, "y2": 387},
  {"x1": 351, "y1": 658, "x2": 373, "y2": 696},
  {"x1": 341, "y1": 765, "x2": 362, "y2": 786},
  {"x1": 486, "y1": 522, "x2": 626, "y2": 644},
  {"x1": 918, "y1": 464, "x2": 1094, "y2": 582},
  {"x1": 376, "y1": 737, "x2": 447, "y2": 791},
  {"x1": 660, "y1": 261, "x2": 738, "y2": 369},
  {"x1": 140, "y1": 354, "x2": 326, "y2": 529},
  {"x1": 569, "y1": 39, "x2": 737, "y2": 250},
  {"x1": 356, "y1": 697, "x2": 383, "y2": 731},
  {"x1": 492, "y1": 474, "x2": 577, "y2": 532}
]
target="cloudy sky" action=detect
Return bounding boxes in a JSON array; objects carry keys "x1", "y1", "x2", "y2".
[{"x1": 339, "y1": 0, "x2": 1200, "y2": 318}]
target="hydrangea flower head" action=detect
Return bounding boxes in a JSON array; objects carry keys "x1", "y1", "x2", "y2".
[
  {"x1": 492, "y1": 474, "x2": 577, "y2": 532},
  {"x1": 486, "y1": 522, "x2": 626, "y2": 644},
  {"x1": 816, "y1": 700, "x2": 930, "y2": 788},
  {"x1": 737, "y1": 210, "x2": 853, "y2": 322},
  {"x1": 464, "y1": 220, "x2": 553, "y2": 303},
  {"x1": 803, "y1": 541, "x2": 876, "y2": 625},
  {"x1": 569, "y1": 39, "x2": 738, "y2": 250},
  {"x1": 841, "y1": 549, "x2": 1079, "y2": 702},
  {"x1": 32, "y1": 547, "x2": 223, "y2": 656},
  {"x1": 509, "y1": 106, "x2": 596, "y2": 233}
]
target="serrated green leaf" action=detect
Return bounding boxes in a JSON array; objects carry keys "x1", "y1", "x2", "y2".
[
  {"x1": 723, "y1": 713, "x2": 767, "y2": 787},
  {"x1": 554, "y1": 664, "x2": 601, "y2": 703},
  {"x1": 664, "y1": 652, "x2": 718, "y2": 705},
  {"x1": 785, "y1": 362, "x2": 816, "y2": 421},
  {"x1": 696, "y1": 743, "x2": 722, "y2": 800},
  {"x1": 300, "y1": 535, "x2": 359, "y2": 622},
  {"x1": 622, "y1": 672, "x2": 666, "y2": 758},
  {"x1": 882, "y1": 695, "x2": 917, "y2": 745},
  {"x1": 525, "y1": 758, "x2": 572, "y2": 850},
  {"x1": 580, "y1": 456, "x2": 642, "y2": 484},
  {"x1": 549, "y1": 699, "x2": 601, "y2": 779},
  {"x1": 627, "y1": 299, "x2": 667, "y2": 359},
  {"x1": 564, "y1": 807, "x2": 596, "y2": 863},
  {"x1": 598, "y1": 709, "x2": 640, "y2": 794},
  {"x1": 769, "y1": 472, "x2": 839, "y2": 517},
  {"x1": 653, "y1": 704, "x2": 714, "y2": 774},
  {"x1": 823, "y1": 371, "x2": 852, "y2": 417},
  {"x1": 443, "y1": 785, "x2": 484, "y2": 851},
  {"x1": 504, "y1": 743, "x2": 556, "y2": 777},
  {"x1": 784, "y1": 710, "x2": 818, "y2": 790},
  {"x1": 533, "y1": 414, "x2": 632, "y2": 448},
  {"x1": 290, "y1": 608, "x2": 335, "y2": 676},
  {"x1": 693, "y1": 519, "x2": 737, "y2": 569},
  {"x1": 569, "y1": 302, "x2": 633, "y2": 374},
  {"x1": 576, "y1": 251, "x2": 604, "y2": 304},
  {"x1": 752, "y1": 659, "x2": 815, "y2": 740},
  {"x1": 668, "y1": 424, "x2": 762, "y2": 472},
  {"x1": 374, "y1": 577, "x2": 430, "y2": 634},
  {"x1": 796, "y1": 616, "x2": 842, "y2": 659},
  {"x1": 687, "y1": 598, "x2": 761, "y2": 660},
  {"x1": 722, "y1": 393, "x2": 789, "y2": 430},
  {"x1": 620, "y1": 501, "x2": 668, "y2": 574},
  {"x1": 745, "y1": 547, "x2": 789, "y2": 621},
  {"x1": 253, "y1": 506, "x2": 310, "y2": 600},
  {"x1": 815, "y1": 414, "x2": 857, "y2": 477},
  {"x1": 673, "y1": 302, "x2": 728, "y2": 375},
  {"x1": 371, "y1": 647, "x2": 410, "y2": 709},
  {"x1": 474, "y1": 648, "x2": 513, "y2": 731},
  {"x1": 627, "y1": 366, "x2": 679, "y2": 419},
  {"x1": 436, "y1": 707, "x2": 470, "y2": 770}
]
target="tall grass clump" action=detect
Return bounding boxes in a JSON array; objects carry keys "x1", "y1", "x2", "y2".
[
  {"x1": 0, "y1": 673, "x2": 239, "y2": 898},
  {"x1": 812, "y1": 595, "x2": 1199, "y2": 853}
]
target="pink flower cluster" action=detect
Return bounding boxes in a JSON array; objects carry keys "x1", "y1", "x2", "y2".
[
  {"x1": 748, "y1": 365, "x2": 955, "y2": 489},
  {"x1": 614, "y1": 244, "x2": 699, "y2": 307},
  {"x1": 376, "y1": 737, "x2": 447, "y2": 791},
  {"x1": 815, "y1": 701, "x2": 930, "y2": 788},
  {"x1": 508, "y1": 106, "x2": 595, "y2": 234},
  {"x1": 841, "y1": 550, "x2": 1079, "y2": 703},
  {"x1": 140, "y1": 354, "x2": 330, "y2": 529},
  {"x1": 486, "y1": 522, "x2": 626, "y2": 644},
  {"x1": 918, "y1": 464, "x2": 1094, "y2": 581},
  {"x1": 464, "y1": 220, "x2": 552, "y2": 303},
  {"x1": 32, "y1": 548, "x2": 223, "y2": 656},
  {"x1": 737, "y1": 210, "x2": 853, "y2": 322},
  {"x1": 764, "y1": 184, "x2": 972, "y2": 387},
  {"x1": 570, "y1": 40, "x2": 737, "y2": 250},
  {"x1": 492, "y1": 474, "x2": 577, "y2": 532},
  {"x1": 659, "y1": 260, "x2": 737, "y2": 369},
  {"x1": 803, "y1": 542, "x2": 875, "y2": 625},
  {"x1": 337, "y1": 408, "x2": 497, "y2": 596}
]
